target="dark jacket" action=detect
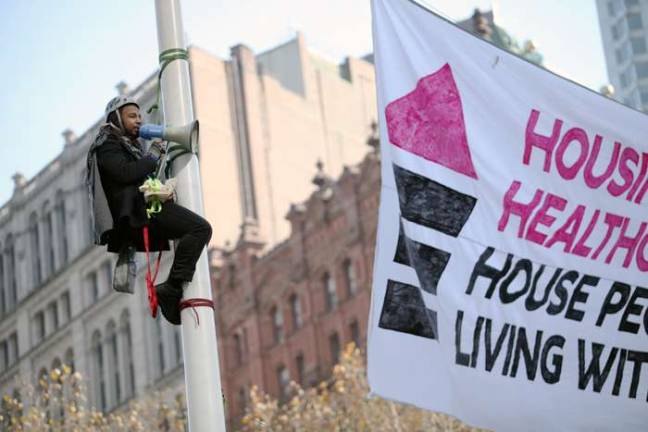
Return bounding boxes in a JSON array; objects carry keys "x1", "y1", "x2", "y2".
[{"x1": 87, "y1": 126, "x2": 170, "y2": 253}]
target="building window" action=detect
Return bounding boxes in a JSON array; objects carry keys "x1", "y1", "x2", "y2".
[
  {"x1": 290, "y1": 294, "x2": 303, "y2": 330},
  {"x1": 620, "y1": 66, "x2": 634, "y2": 88},
  {"x1": 102, "y1": 261, "x2": 112, "y2": 293},
  {"x1": 87, "y1": 272, "x2": 99, "y2": 303},
  {"x1": 343, "y1": 259, "x2": 358, "y2": 296},
  {"x1": 120, "y1": 310, "x2": 135, "y2": 399},
  {"x1": 29, "y1": 213, "x2": 42, "y2": 288},
  {"x1": 107, "y1": 321, "x2": 121, "y2": 406},
  {"x1": 276, "y1": 365, "x2": 290, "y2": 399},
  {"x1": 636, "y1": 60, "x2": 648, "y2": 79},
  {"x1": 271, "y1": 306, "x2": 284, "y2": 344},
  {"x1": 34, "y1": 311, "x2": 45, "y2": 343},
  {"x1": 616, "y1": 41, "x2": 631, "y2": 64},
  {"x1": 329, "y1": 332, "x2": 340, "y2": 365},
  {"x1": 60, "y1": 292, "x2": 71, "y2": 322},
  {"x1": 323, "y1": 272, "x2": 338, "y2": 311},
  {"x1": 45, "y1": 210, "x2": 56, "y2": 276},
  {"x1": 238, "y1": 387, "x2": 247, "y2": 415},
  {"x1": 55, "y1": 190, "x2": 68, "y2": 265},
  {"x1": 5, "y1": 236, "x2": 17, "y2": 309},
  {"x1": 234, "y1": 333, "x2": 243, "y2": 364},
  {"x1": 608, "y1": 0, "x2": 623, "y2": 16},
  {"x1": 612, "y1": 19, "x2": 627, "y2": 40},
  {"x1": 0, "y1": 341, "x2": 7, "y2": 371},
  {"x1": 47, "y1": 301, "x2": 59, "y2": 333},
  {"x1": 350, "y1": 319, "x2": 361, "y2": 348},
  {"x1": 0, "y1": 242, "x2": 5, "y2": 314},
  {"x1": 91, "y1": 331, "x2": 106, "y2": 412},
  {"x1": 295, "y1": 353, "x2": 305, "y2": 386},
  {"x1": 628, "y1": 12, "x2": 644, "y2": 31},
  {"x1": 8, "y1": 333, "x2": 17, "y2": 365},
  {"x1": 631, "y1": 36, "x2": 647, "y2": 54},
  {"x1": 65, "y1": 348, "x2": 74, "y2": 372}
]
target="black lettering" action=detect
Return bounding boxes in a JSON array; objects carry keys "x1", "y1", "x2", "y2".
[
  {"x1": 565, "y1": 274, "x2": 598, "y2": 321},
  {"x1": 540, "y1": 335, "x2": 565, "y2": 384},
  {"x1": 547, "y1": 271, "x2": 578, "y2": 315},
  {"x1": 578, "y1": 340, "x2": 618, "y2": 393},
  {"x1": 455, "y1": 310, "x2": 471, "y2": 367},
  {"x1": 466, "y1": 247, "x2": 513, "y2": 298},
  {"x1": 596, "y1": 281, "x2": 630, "y2": 327},
  {"x1": 499, "y1": 259, "x2": 532, "y2": 304}
]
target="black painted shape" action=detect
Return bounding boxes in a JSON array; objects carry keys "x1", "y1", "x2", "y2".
[
  {"x1": 379, "y1": 279, "x2": 438, "y2": 340},
  {"x1": 394, "y1": 221, "x2": 451, "y2": 295},
  {"x1": 394, "y1": 221, "x2": 410, "y2": 265},
  {"x1": 405, "y1": 237, "x2": 450, "y2": 295},
  {"x1": 393, "y1": 164, "x2": 477, "y2": 237}
]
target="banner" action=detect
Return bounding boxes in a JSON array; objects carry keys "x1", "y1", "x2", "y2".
[{"x1": 368, "y1": 1, "x2": 648, "y2": 431}]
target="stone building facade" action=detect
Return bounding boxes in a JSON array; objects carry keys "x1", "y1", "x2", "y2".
[
  {"x1": 0, "y1": 33, "x2": 377, "y2": 416},
  {"x1": 211, "y1": 144, "x2": 380, "y2": 427}
]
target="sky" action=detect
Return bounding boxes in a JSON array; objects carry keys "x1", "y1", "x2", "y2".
[{"x1": 0, "y1": 0, "x2": 608, "y2": 206}]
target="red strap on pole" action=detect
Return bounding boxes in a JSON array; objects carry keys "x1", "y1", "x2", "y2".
[
  {"x1": 143, "y1": 226, "x2": 162, "y2": 318},
  {"x1": 179, "y1": 298, "x2": 215, "y2": 326}
]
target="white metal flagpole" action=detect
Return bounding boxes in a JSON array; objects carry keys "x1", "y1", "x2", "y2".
[{"x1": 152, "y1": 1, "x2": 227, "y2": 430}]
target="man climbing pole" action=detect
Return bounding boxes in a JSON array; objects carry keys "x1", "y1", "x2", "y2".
[{"x1": 86, "y1": 96, "x2": 212, "y2": 325}]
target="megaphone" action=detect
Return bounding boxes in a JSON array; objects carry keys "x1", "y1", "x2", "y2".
[{"x1": 139, "y1": 120, "x2": 199, "y2": 152}]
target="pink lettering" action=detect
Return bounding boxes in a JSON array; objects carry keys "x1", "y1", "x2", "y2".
[
  {"x1": 605, "y1": 218, "x2": 648, "y2": 267},
  {"x1": 498, "y1": 181, "x2": 543, "y2": 237},
  {"x1": 555, "y1": 127, "x2": 589, "y2": 180},
  {"x1": 545, "y1": 204, "x2": 585, "y2": 252},
  {"x1": 525, "y1": 193, "x2": 567, "y2": 245},
  {"x1": 583, "y1": 136, "x2": 621, "y2": 189},
  {"x1": 572, "y1": 209, "x2": 600, "y2": 257},
  {"x1": 592, "y1": 213, "x2": 624, "y2": 260},
  {"x1": 607, "y1": 147, "x2": 638, "y2": 197},
  {"x1": 523, "y1": 109, "x2": 563, "y2": 173}
]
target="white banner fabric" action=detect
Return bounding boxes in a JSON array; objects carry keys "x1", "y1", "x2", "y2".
[{"x1": 368, "y1": 1, "x2": 648, "y2": 431}]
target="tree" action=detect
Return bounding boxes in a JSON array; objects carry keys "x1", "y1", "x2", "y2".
[{"x1": 240, "y1": 344, "x2": 487, "y2": 432}]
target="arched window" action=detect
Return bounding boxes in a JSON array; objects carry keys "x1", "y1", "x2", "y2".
[
  {"x1": 275, "y1": 364, "x2": 289, "y2": 400},
  {"x1": 238, "y1": 386, "x2": 247, "y2": 416},
  {"x1": 0, "y1": 240, "x2": 5, "y2": 314},
  {"x1": 271, "y1": 306, "x2": 284, "y2": 344},
  {"x1": 5, "y1": 234, "x2": 17, "y2": 308},
  {"x1": 323, "y1": 272, "x2": 337, "y2": 311},
  {"x1": 350, "y1": 319, "x2": 361, "y2": 349},
  {"x1": 106, "y1": 321, "x2": 121, "y2": 407},
  {"x1": 295, "y1": 353, "x2": 305, "y2": 386},
  {"x1": 290, "y1": 294, "x2": 303, "y2": 330},
  {"x1": 233, "y1": 333, "x2": 243, "y2": 364},
  {"x1": 120, "y1": 310, "x2": 135, "y2": 399},
  {"x1": 55, "y1": 190, "x2": 68, "y2": 266},
  {"x1": 44, "y1": 202, "x2": 56, "y2": 276},
  {"x1": 329, "y1": 332, "x2": 340, "y2": 365},
  {"x1": 50, "y1": 358, "x2": 63, "y2": 419},
  {"x1": 64, "y1": 347, "x2": 74, "y2": 372},
  {"x1": 343, "y1": 259, "x2": 358, "y2": 296},
  {"x1": 28, "y1": 213, "x2": 42, "y2": 288},
  {"x1": 91, "y1": 330, "x2": 106, "y2": 411}
]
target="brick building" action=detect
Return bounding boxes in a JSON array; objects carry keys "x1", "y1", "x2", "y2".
[{"x1": 211, "y1": 140, "x2": 380, "y2": 426}]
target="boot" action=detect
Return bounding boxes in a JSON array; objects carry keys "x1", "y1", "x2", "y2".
[{"x1": 155, "y1": 279, "x2": 183, "y2": 325}]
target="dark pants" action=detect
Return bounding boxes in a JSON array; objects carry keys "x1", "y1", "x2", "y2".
[{"x1": 149, "y1": 201, "x2": 212, "y2": 283}]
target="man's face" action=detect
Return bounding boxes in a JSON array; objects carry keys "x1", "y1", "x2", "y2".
[{"x1": 119, "y1": 104, "x2": 142, "y2": 138}]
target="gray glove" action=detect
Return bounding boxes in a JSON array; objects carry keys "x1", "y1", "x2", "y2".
[{"x1": 147, "y1": 139, "x2": 167, "y2": 160}]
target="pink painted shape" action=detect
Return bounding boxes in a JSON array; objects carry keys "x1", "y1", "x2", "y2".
[{"x1": 385, "y1": 63, "x2": 478, "y2": 179}]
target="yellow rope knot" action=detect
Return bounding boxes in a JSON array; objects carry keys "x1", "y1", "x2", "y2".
[{"x1": 139, "y1": 177, "x2": 177, "y2": 219}]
